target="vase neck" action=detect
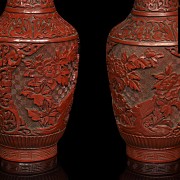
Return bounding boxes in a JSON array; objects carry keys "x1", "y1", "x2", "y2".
[
  {"x1": 5, "y1": 0, "x2": 56, "y2": 13},
  {"x1": 133, "y1": 0, "x2": 178, "y2": 12}
]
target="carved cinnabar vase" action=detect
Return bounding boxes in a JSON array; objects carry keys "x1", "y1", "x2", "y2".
[
  {"x1": 0, "y1": 0, "x2": 79, "y2": 172},
  {"x1": 107, "y1": 0, "x2": 180, "y2": 175}
]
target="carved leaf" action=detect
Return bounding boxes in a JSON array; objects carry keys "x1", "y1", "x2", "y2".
[
  {"x1": 38, "y1": 85, "x2": 50, "y2": 95},
  {"x1": 61, "y1": 69, "x2": 70, "y2": 76},
  {"x1": 156, "y1": 52, "x2": 164, "y2": 59},
  {"x1": 67, "y1": 47, "x2": 77, "y2": 63},
  {"x1": 56, "y1": 75, "x2": 69, "y2": 86},
  {"x1": 27, "y1": 109, "x2": 42, "y2": 121},
  {"x1": 28, "y1": 79, "x2": 42, "y2": 87},
  {"x1": 24, "y1": 69, "x2": 35, "y2": 77},
  {"x1": 135, "y1": 59, "x2": 149, "y2": 69},
  {"x1": 21, "y1": 90, "x2": 33, "y2": 98},
  {"x1": 153, "y1": 73, "x2": 165, "y2": 80},
  {"x1": 128, "y1": 80, "x2": 141, "y2": 91},
  {"x1": 128, "y1": 54, "x2": 138, "y2": 63},
  {"x1": 153, "y1": 81, "x2": 162, "y2": 89},
  {"x1": 47, "y1": 80, "x2": 57, "y2": 91},
  {"x1": 121, "y1": 52, "x2": 128, "y2": 63},
  {"x1": 165, "y1": 65, "x2": 173, "y2": 75},
  {"x1": 31, "y1": 94, "x2": 44, "y2": 106},
  {"x1": 49, "y1": 111, "x2": 59, "y2": 117},
  {"x1": 128, "y1": 72, "x2": 140, "y2": 80},
  {"x1": 126, "y1": 62, "x2": 137, "y2": 71}
]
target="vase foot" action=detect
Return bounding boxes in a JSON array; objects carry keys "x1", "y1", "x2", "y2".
[
  {"x1": 0, "y1": 155, "x2": 57, "y2": 175},
  {"x1": 0, "y1": 145, "x2": 57, "y2": 162},
  {"x1": 126, "y1": 145, "x2": 180, "y2": 163},
  {"x1": 120, "y1": 168, "x2": 180, "y2": 180},
  {"x1": 127, "y1": 157, "x2": 180, "y2": 176}
]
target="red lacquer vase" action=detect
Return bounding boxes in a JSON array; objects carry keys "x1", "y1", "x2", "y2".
[
  {"x1": 107, "y1": 0, "x2": 180, "y2": 175},
  {"x1": 0, "y1": 0, "x2": 79, "y2": 173}
]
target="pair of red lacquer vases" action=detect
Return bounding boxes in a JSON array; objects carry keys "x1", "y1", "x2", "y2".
[{"x1": 0, "y1": 0, "x2": 179, "y2": 176}]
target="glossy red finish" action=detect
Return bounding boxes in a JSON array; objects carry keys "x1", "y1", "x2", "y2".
[
  {"x1": 0, "y1": 0, "x2": 79, "y2": 165},
  {"x1": 107, "y1": 0, "x2": 179, "y2": 171}
]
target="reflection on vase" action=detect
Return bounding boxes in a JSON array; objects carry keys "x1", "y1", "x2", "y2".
[
  {"x1": 120, "y1": 169, "x2": 180, "y2": 180},
  {"x1": 0, "y1": 156, "x2": 58, "y2": 175},
  {"x1": 0, "y1": 163, "x2": 68, "y2": 180},
  {"x1": 126, "y1": 157, "x2": 180, "y2": 176}
]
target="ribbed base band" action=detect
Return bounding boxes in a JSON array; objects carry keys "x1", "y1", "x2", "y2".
[
  {"x1": 127, "y1": 145, "x2": 180, "y2": 163},
  {"x1": 0, "y1": 156, "x2": 58, "y2": 175},
  {"x1": 127, "y1": 157, "x2": 180, "y2": 176},
  {"x1": 0, "y1": 145, "x2": 57, "y2": 162}
]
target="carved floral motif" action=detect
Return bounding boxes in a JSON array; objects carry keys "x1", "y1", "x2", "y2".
[
  {"x1": 21, "y1": 44, "x2": 78, "y2": 129},
  {"x1": 107, "y1": 48, "x2": 180, "y2": 137},
  {"x1": 0, "y1": 42, "x2": 79, "y2": 135},
  {"x1": 0, "y1": 12, "x2": 76, "y2": 39},
  {"x1": 0, "y1": 43, "x2": 43, "y2": 135},
  {"x1": 110, "y1": 15, "x2": 178, "y2": 43}
]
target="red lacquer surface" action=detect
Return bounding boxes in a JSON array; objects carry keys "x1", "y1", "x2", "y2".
[
  {"x1": 0, "y1": 0, "x2": 79, "y2": 165},
  {"x1": 107, "y1": 0, "x2": 179, "y2": 168}
]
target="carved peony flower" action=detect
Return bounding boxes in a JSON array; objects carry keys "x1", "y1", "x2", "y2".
[
  {"x1": 107, "y1": 49, "x2": 163, "y2": 93},
  {"x1": 153, "y1": 65, "x2": 180, "y2": 118},
  {"x1": 154, "y1": 65, "x2": 180, "y2": 100}
]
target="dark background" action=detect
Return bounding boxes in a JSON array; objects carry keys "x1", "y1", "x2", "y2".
[{"x1": 0, "y1": 0, "x2": 135, "y2": 179}]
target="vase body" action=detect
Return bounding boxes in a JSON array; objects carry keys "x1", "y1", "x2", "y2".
[
  {"x1": 0, "y1": 0, "x2": 79, "y2": 171},
  {"x1": 107, "y1": 0, "x2": 179, "y2": 174}
]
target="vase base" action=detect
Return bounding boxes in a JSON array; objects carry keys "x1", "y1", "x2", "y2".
[
  {"x1": 127, "y1": 157, "x2": 180, "y2": 176},
  {"x1": 0, "y1": 155, "x2": 57, "y2": 175},
  {"x1": 0, "y1": 145, "x2": 57, "y2": 162},
  {"x1": 120, "y1": 169, "x2": 180, "y2": 180},
  {"x1": 126, "y1": 145, "x2": 180, "y2": 163}
]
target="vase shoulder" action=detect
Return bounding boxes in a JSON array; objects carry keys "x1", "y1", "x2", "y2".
[
  {"x1": 109, "y1": 13, "x2": 178, "y2": 46},
  {"x1": 109, "y1": 0, "x2": 178, "y2": 46},
  {"x1": 0, "y1": 5, "x2": 78, "y2": 43}
]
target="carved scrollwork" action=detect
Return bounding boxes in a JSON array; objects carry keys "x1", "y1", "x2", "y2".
[
  {"x1": 0, "y1": 12, "x2": 77, "y2": 40},
  {"x1": 134, "y1": 0, "x2": 178, "y2": 12},
  {"x1": 109, "y1": 15, "x2": 178, "y2": 44},
  {"x1": 7, "y1": 0, "x2": 54, "y2": 8}
]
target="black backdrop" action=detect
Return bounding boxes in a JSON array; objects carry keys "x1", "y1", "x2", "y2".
[{"x1": 0, "y1": 0, "x2": 134, "y2": 179}]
